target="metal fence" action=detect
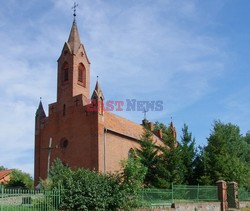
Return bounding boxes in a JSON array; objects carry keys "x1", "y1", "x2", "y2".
[
  {"x1": 0, "y1": 186, "x2": 60, "y2": 211},
  {"x1": 139, "y1": 188, "x2": 173, "y2": 208},
  {"x1": 172, "y1": 185, "x2": 218, "y2": 202},
  {"x1": 139, "y1": 184, "x2": 219, "y2": 208},
  {"x1": 239, "y1": 188, "x2": 250, "y2": 201}
]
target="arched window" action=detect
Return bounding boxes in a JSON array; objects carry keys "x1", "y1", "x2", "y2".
[
  {"x1": 62, "y1": 62, "x2": 69, "y2": 82},
  {"x1": 78, "y1": 69, "x2": 83, "y2": 82},
  {"x1": 78, "y1": 63, "x2": 86, "y2": 86}
]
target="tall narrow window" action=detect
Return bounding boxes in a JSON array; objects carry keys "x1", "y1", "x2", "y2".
[
  {"x1": 78, "y1": 69, "x2": 83, "y2": 82},
  {"x1": 78, "y1": 63, "x2": 86, "y2": 86},
  {"x1": 63, "y1": 104, "x2": 66, "y2": 116},
  {"x1": 64, "y1": 69, "x2": 69, "y2": 81},
  {"x1": 62, "y1": 62, "x2": 69, "y2": 82}
]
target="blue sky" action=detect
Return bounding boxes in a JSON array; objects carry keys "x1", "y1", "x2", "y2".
[{"x1": 0, "y1": 0, "x2": 249, "y2": 176}]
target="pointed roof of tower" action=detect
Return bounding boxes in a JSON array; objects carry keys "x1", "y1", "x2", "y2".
[
  {"x1": 36, "y1": 100, "x2": 46, "y2": 118},
  {"x1": 169, "y1": 118, "x2": 177, "y2": 139},
  {"x1": 67, "y1": 20, "x2": 81, "y2": 54},
  {"x1": 91, "y1": 77, "x2": 104, "y2": 100}
]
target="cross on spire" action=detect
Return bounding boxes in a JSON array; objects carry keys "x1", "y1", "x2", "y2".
[{"x1": 72, "y1": 2, "x2": 78, "y2": 21}]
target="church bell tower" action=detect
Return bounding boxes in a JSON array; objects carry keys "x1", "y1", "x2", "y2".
[{"x1": 57, "y1": 20, "x2": 90, "y2": 104}]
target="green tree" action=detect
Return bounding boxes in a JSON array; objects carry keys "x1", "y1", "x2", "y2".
[
  {"x1": 42, "y1": 158, "x2": 72, "y2": 190},
  {"x1": 192, "y1": 146, "x2": 207, "y2": 184},
  {"x1": 155, "y1": 122, "x2": 185, "y2": 187},
  {"x1": 246, "y1": 130, "x2": 250, "y2": 144},
  {"x1": 162, "y1": 126, "x2": 184, "y2": 186},
  {"x1": 180, "y1": 124, "x2": 196, "y2": 184},
  {"x1": 245, "y1": 131, "x2": 250, "y2": 163},
  {"x1": 136, "y1": 126, "x2": 160, "y2": 187},
  {"x1": 244, "y1": 131, "x2": 250, "y2": 188},
  {"x1": 121, "y1": 156, "x2": 147, "y2": 190},
  {"x1": 204, "y1": 121, "x2": 250, "y2": 187},
  {"x1": 0, "y1": 166, "x2": 6, "y2": 171},
  {"x1": 6, "y1": 169, "x2": 33, "y2": 189}
]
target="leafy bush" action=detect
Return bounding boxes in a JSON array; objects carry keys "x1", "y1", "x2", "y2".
[{"x1": 44, "y1": 159, "x2": 143, "y2": 210}]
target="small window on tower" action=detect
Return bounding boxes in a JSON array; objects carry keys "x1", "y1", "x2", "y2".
[
  {"x1": 78, "y1": 69, "x2": 83, "y2": 82},
  {"x1": 62, "y1": 62, "x2": 69, "y2": 82},
  {"x1": 63, "y1": 104, "x2": 66, "y2": 116},
  {"x1": 64, "y1": 69, "x2": 69, "y2": 81},
  {"x1": 78, "y1": 63, "x2": 86, "y2": 87}
]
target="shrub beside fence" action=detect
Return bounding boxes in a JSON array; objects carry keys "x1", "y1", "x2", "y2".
[{"x1": 0, "y1": 186, "x2": 60, "y2": 211}]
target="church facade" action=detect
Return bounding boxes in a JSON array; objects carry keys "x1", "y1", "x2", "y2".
[{"x1": 34, "y1": 20, "x2": 166, "y2": 186}]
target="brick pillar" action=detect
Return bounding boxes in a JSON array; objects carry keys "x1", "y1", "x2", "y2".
[
  {"x1": 227, "y1": 182, "x2": 239, "y2": 209},
  {"x1": 216, "y1": 180, "x2": 228, "y2": 211}
]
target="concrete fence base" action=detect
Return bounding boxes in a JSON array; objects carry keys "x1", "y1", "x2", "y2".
[
  {"x1": 240, "y1": 201, "x2": 250, "y2": 209},
  {"x1": 133, "y1": 202, "x2": 221, "y2": 211},
  {"x1": 173, "y1": 202, "x2": 221, "y2": 211}
]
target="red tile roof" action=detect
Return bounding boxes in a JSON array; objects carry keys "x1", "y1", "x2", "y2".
[
  {"x1": 0, "y1": 170, "x2": 12, "y2": 180},
  {"x1": 104, "y1": 112, "x2": 163, "y2": 145}
]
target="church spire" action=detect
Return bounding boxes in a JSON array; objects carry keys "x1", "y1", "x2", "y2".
[
  {"x1": 67, "y1": 2, "x2": 81, "y2": 54},
  {"x1": 91, "y1": 77, "x2": 104, "y2": 100},
  {"x1": 67, "y1": 20, "x2": 81, "y2": 54},
  {"x1": 36, "y1": 99, "x2": 46, "y2": 118},
  {"x1": 57, "y1": 4, "x2": 90, "y2": 103},
  {"x1": 170, "y1": 117, "x2": 177, "y2": 139}
]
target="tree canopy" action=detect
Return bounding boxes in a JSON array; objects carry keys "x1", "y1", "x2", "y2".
[
  {"x1": 6, "y1": 169, "x2": 33, "y2": 189},
  {"x1": 180, "y1": 124, "x2": 196, "y2": 184},
  {"x1": 130, "y1": 120, "x2": 250, "y2": 189},
  {"x1": 136, "y1": 126, "x2": 159, "y2": 187},
  {"x1": 203, "y1": 121, "x2": 250, "y2": 187}
]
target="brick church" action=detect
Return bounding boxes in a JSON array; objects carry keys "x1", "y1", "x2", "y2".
[{"x1": 34, "y1": 19, "x2": 172, "y2": 186}]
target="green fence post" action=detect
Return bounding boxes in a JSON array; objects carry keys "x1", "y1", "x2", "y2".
[
  {"x1": 197, "y1": 184, "x2": 199, "y2": 202},
  {"x1": 58, "y1": 185, "x2": 61, "y2": 207},
  {"x1": 171, "y1": 183, "x2": 174, "y2": 203},
  {"x1": 1, "y1": 186, "x2": 4, "y2": 211},
  {"x1": 1, "y1": 186, "x2": 3, "y2": 211}
]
